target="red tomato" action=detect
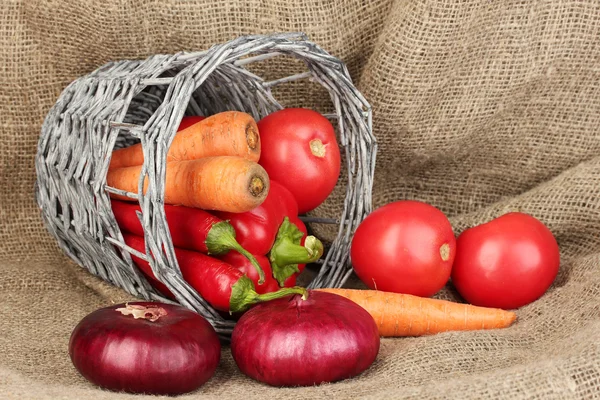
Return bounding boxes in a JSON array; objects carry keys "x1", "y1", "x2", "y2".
[
  {"x1": 257, "y1": 108, "x2": 341, "y2": 214},
  {"x1": 350, "y1": 200, "x2": 456, "y2": 297},
  {"x1": 451, "y1": 212, "x2": 560, "y2": 309}
]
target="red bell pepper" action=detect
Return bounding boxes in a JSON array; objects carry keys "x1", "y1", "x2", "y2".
[
  {"x1": 111, "y1": 199, "x2": 265, "y2": 284},
  {"x1": 214, "y1": 181, "x2": 323, "y2": 286},
  {"x1": 123, "y1": 233, "x2": 306, "y2": 313},
  {"x1": 211, "y1": 181, "x2": 287, "y2": 255},
  {"x1": 177, "y1": 115, "x2": 205, "y2": 130},
  {"x1": 219, "y1": 251, "x2": 297, "y2": 294}
]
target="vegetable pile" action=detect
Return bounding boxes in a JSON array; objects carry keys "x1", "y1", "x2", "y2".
[
  {"x1": 108, "y1": 111, "x2": 327, "y2": 308},
  {"x1": 68, "y1": 108, "x2": 561, "y2": 395}
]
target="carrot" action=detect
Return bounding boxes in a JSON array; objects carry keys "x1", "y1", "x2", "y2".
[
  {"x1": 106, "y1": 156, "x2": 270, "y2": 213},
  {"x1": 315, "y1": 288, "x2": 517, "y2": 337},
  {"x1": 108, "y1": 111, "x2": 260, "y2": 170}
]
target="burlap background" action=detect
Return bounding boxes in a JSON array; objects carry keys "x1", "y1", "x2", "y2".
[{"x1": 2, "y1": 0, "x2": 599, "y2": 398}]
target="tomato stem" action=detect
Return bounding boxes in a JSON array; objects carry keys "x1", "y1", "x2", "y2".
[
  {"x1": 309, "y1": 139, "x2": 326, "y2": 158},
  {"x1": 440, "y1": 243, "x2": 450, "y2": 261}
]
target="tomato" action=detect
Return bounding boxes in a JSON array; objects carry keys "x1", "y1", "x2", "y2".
[
  {"x1": 451, "y1": 212, "x2": 560, "y2": 309},
  {"x1": 257, "y1": 108, "x2": 341, "y2": 214},
  {"x1": 350, "y1": 200, "x2": 456, "y2": 297}
]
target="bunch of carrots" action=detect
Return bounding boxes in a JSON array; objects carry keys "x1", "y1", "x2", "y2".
[
  {"x1": 108, "y1": 112, "x2": 267, "y2": 213},
  {"x1": 107, "y1": 110, "x2": 516, "y2": 337}
]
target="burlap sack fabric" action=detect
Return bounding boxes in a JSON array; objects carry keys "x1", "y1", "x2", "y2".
[{"x1": 1, "y1": 0, "x2": 599, "y2": 398}]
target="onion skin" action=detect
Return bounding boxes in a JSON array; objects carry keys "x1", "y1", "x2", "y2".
[
  {"x1": 69, "y1": 302, "x2": 221, "y2": 395},
  {"x1": 231, "y1": 290, "x2": 380, "y2": 387}
]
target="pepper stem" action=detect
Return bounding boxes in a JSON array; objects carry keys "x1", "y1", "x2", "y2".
[
  {"x1": 269, "y1": 217, "x2": 324, "y2": 286},
  {"x1": 205, "y1": 221, "x2": 266, "y2": 285},
  {"x1": 229, "y1": 276, "x2": 308, "y2": 313}
]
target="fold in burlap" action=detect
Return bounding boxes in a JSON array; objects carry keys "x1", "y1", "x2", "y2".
[{"x1": 1, "y1": 1, "x2": 599, "y2": 398}]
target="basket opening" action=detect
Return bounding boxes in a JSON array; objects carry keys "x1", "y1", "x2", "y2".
[
  {"x1": 116, "y1": 62, "x2": 286, "y2": 152},
  {"x1": 112, "y1": 52, "x2": 346, "y2": 244},
  {"x1": 244, "y1": 55, "x2": 335, "y2": 115},
  {"x1": 109, "y1": 58, "x2": 342, "y2": 283},
  {"x1": 116, "y1": 53, "x2": 339, "y2": 154}
]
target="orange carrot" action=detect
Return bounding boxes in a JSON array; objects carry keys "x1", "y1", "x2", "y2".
[
  {"x1": 315, "y1": 288, "x2": 517, "y2": 337},
  {"x1": 108, "y1": 111, "x2": 261, "y2": 170},
  {"x1": 106, "y1": 156, "x2": 269, "y2": 213}
]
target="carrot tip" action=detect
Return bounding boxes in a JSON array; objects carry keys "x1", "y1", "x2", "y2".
[
  {"x1": 246, "y1": 123, "x2": 259, "y2": 150},
  {"x1": 249, "y1": 176, "x2": 266, "y2": 197}
]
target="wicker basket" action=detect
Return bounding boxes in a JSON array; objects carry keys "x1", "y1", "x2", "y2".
[{"x1": 35, "y1": 32, "x2": 376, "y2": 338}]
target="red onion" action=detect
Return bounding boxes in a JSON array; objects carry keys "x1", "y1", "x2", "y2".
[
  {"x1": 231, "y1": 290, "x2": 380, "y2": 387},
  {"x1": 69, "y1": 302, "x2": 221, "y2": 395}
]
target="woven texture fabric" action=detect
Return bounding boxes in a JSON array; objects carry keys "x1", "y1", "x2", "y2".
[{"x1": 2, "y1": 0, "x2": 600, "y2": 398}]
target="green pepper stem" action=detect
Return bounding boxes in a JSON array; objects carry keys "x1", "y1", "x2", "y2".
[
  {"x1": 269, "y1": 217, "x2": 324, "y2": 286},
  {"x1": 232, "y1": 245, "x2": 266, "y2": 285},
  {"x1": 271, "y1": 235, "x2": 323, "y2": 268},
  {"x1": 205, "y1": 221, "x2": 266, "y2": 285},
  {"x1": 253, "y1": 286, "x2": 308, "y2": 303},
  {"x1": 229, "y1": 276, "x2": 308, "y2": 313}
]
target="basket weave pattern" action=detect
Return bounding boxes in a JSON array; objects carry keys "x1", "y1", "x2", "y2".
[{"x1": 35, "y1": 33, "x2": 376, "y2": 337}]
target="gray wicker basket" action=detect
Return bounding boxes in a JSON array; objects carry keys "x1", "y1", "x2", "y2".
[{"x1": 35, "y1": 32, "x2": 376, "y2": 338}]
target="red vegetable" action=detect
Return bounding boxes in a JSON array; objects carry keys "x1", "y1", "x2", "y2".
[
  {"x1": 213, "y1": 181, "x2": 296, "y2": 255},
  {"x1": 350, "y1": 200, "x2": 456, "y2": 297},
  {"x1": 123, "y1": 233, "x2": 305, "y2": 313},
  {"x1": 111, "y1": 199, "x2": 265, "y2": 284},
  {"x1": 220, "y1": 251, "x2": 296, "y2": 295},
  {"x1": 290, "y1": 214, "x2": 308, "y2": 237},
  {"x1": 451, "y1": 212, "x2": 560, "y2": 309},
  {"x1": 69, "y1": 302, "x2": 220, "y2": 395},
  {"x1": 275, "y1": 178, "x2": 299, "y2": 217},
  {"x1": 177, "y1": 115, "x2": 206, "y2": 130},
  {"x1": 231, "y1": 290, "x2": 380, "y2": 387},
  {"x1": 215, "y1": 181, "x2": 323, "y2": 286},
  {"x1": 257, "y1": 108, "x2": 341, "y2": 214}
]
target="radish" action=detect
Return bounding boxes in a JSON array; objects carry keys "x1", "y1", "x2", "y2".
[{"x1": 230, "y1": 290, "x2": 380, "y2": 387}]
